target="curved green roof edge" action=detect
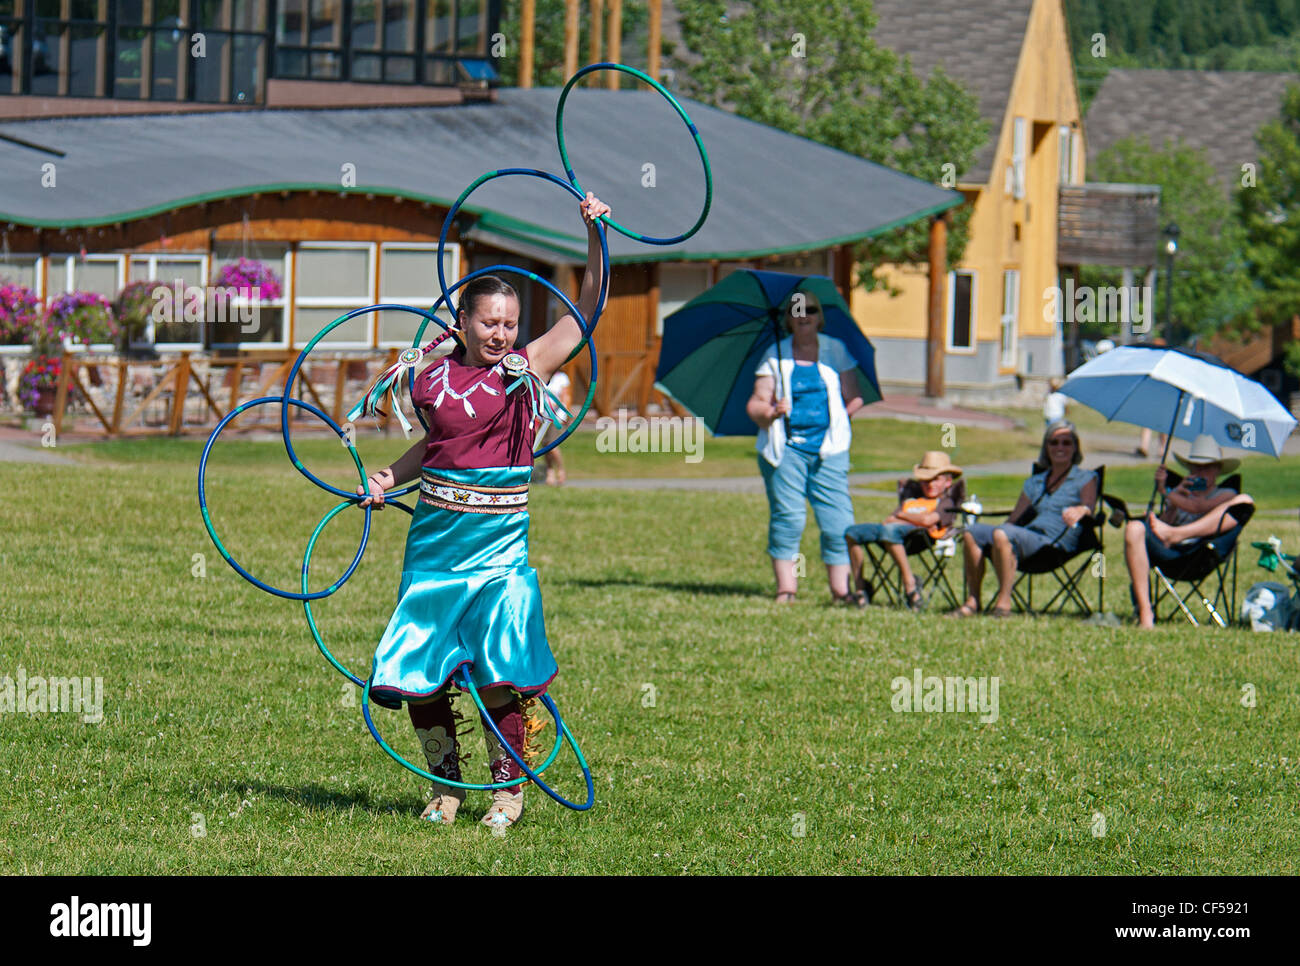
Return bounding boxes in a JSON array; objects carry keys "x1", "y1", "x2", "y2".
[{"x1": 0, "y1": 184, "x2": 964, "y2": 264}]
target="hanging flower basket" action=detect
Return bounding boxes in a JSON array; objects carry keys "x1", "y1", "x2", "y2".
[
  {"x1": 0, "y1": 281, "x2": 41, "y2": 347},
  {"x1": 213, "y1": 258, "x2": 283, "y2": 302},
  {"x1": 114, "y1": 280, "x2": 156, "y2": 347},
  {"x1": 44, "y1": 291, "x2": 119, "y2": 351}
]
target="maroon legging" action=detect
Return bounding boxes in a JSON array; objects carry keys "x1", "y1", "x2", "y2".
[{"x1": 409, "y1": 692, "x2": 524, "y2": 795}]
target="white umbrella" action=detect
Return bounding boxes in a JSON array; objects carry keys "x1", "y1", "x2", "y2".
[{"x1": 1060, "y1": 344, "x2": 1296, "y2": 459}]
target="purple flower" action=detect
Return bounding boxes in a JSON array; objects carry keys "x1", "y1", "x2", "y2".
[{"x1": 214, "y1": 258, "x2": 283, "y2": 301}]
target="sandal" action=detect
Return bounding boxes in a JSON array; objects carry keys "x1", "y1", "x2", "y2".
[
  {"x1": 948, "y1": 603, "x2": 979, "y2": 618},
  {"x1": 774, "y1": 591, "x2": 797, "y2": 604},
  {"x1": 990, "y1": 605, "x2": 1013, "y2": 618},
  {"x1": 905, "y1": 587, "x2": 924, "y2": 612}
]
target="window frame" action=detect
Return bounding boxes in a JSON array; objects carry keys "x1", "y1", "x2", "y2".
[
  {"x1": 1000, "y1": 268, "x2": 1019, "y2": 369},
  {"x1": 291, "y1": 240, "x2": 377, "y2": 350},
  {"x1": 945, "y1": 268, "x2": 977, "y2": 355},
  {"x1": 127, "y1": 252, "x2": 209, "y2": 349},
  {"x1": 375, "y1": 240, "x2": 460, "y2": 349}
]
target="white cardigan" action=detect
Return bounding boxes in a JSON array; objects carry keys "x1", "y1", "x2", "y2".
[{"x1": 754, "y1": 334, "x2": 855, "y2": 467}]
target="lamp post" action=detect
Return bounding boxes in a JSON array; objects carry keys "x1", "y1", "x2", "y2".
[{"x1": 1162, "y1": 222, "x2": 1179, "y2": 344}]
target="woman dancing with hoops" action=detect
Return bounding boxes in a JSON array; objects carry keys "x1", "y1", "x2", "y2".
[{"x1": 356, "y1": 192, "x2": 610, "y2": 829}]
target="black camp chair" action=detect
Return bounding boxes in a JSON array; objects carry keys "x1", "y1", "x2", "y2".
[
  {"x1": 971, "y1": 466, "x2": 1110, "y2": 617},
  {"x1": 1109, "y1": 471, "x2": 1254, "y2": 626},
  {"x1": 856, "y1": 477, "x2": 965, "y2": 611}
]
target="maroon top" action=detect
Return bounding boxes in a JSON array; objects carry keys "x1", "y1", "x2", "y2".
[{"x1": 411, "y1": 344, "x2": 537, "y2": 469}]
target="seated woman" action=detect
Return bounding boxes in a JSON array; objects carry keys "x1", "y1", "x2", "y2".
[
  {"x1": 844, "y1": 451, "x2": 963, "y2": 610},
  {"x1": 1123, "y1": 434, "x2": 1255, "y2": 629},
  {"x1": 953, "y1": 420, "x2": 1098, "y2": 618}
]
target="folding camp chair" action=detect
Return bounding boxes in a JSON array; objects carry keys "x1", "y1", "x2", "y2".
[
  {"x1": 856, "y1": 478, "x2": 965, "y2": 611},
  {"x1": 1107, "y1": 472, "x2": 1254, "y2": 626},
  {"x1": 973, "y1": 466, "x2": 1110, "y2": 617}
]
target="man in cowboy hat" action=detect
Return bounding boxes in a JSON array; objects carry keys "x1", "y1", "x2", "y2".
[
  {"x1": 1123, "y1": 434, "x2": 1255, "y2": 628},
  {"x1": 844, "y1": 451, "x2": 964, "y2": 610}
]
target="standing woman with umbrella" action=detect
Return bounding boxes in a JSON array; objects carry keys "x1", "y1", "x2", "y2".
[{"x1": 746, "y1": 293, "x2": 866, "y2": 602}]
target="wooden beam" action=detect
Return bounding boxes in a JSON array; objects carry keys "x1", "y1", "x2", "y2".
[
  {"x1": 564, "y1": 0, "x2": 580, "y2": 81},
  {"x1": 53, "y1": 352, "x2": 72, "y2": 437},
  {"x1": 647, "y1": 0, "x2": 661, "y2": 82},
  {"x1": 518, "y1": 0, "x2": 535, "y2": 88},
  {"x1": 925, "y1": 215, "x2": 947, "y2": 399},
  {"x1": 606, "y1": 0, "x2": 623, "y2": 88},
  {"x1": 168, "y1": 352, "x2": 192, "y2": 435},
  {"x1": 588, "y1": 0, "x2": 604, "y2": 84}
]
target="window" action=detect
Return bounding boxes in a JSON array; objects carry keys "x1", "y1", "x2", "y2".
[
  {"x1": 211, "y1": 241, "x2": 289, "y2": 347},
  {"x1": 46, "y1": 253, "x2": 124, "y2": 297},
  {"x1": 657, "y1": 263, "x2": 711, "y2": 337},
  {"x1": 766, "y1": 251, "x2": 834, "y2": 278},
  {"x1": 351, "y1": 0, "x2": 417, "y2": 82},
  {"x1": 1000, "y1": 269, "x2": 1019, "y2": 368},
  {"x1": 293, "y1": 242, "x2": 375, "y2": 347},
  {"x1": 195, "y1": 1, "x2": 268, "y2": 103},
  {"x1": 0, "y1": 254, "x2": 41, "y2": 291},
  {"x1": 377, "y1": 242, "x2": 459, "y2": 347},
  {"x1": 128, "y1": 253, "x2": 207, "y2": 345},
  {"x1": 1058, "y1": 125, "x2": 1081, "y2": 186},
  {"x1": 1010, "y1": 117, "x2": 1027, "y2": 200},
  {"x1": 947, "y1": 269, "x2": 976, "y2": 353}
]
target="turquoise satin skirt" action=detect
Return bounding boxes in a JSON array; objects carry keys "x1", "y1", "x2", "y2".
[{"x1": 368, "y1": 466, "x2": 557, "y2": 708}]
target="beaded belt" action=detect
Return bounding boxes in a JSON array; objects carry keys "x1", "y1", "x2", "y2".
[{"x1": 419, "y1": 471, "x2": 529, "y2": 514}]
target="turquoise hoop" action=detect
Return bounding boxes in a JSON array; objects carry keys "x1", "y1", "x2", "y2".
[{"x1": 556, "y1": 62, "x2": 713, "y2": 245}]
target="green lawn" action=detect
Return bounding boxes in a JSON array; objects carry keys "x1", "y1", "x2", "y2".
[
  {"x1": 58, "y1": 412, "x2": 1052, "y2": 481},
  {"x1": 2, "y1": 433, "x2": 1297, "y2": 874}
]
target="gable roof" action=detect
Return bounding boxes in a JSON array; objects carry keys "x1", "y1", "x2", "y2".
[
  {"x1": 0, "y1": 88, "x2": 961, "y2": 264},
  {"x1": 1085, "y1": 68, "x2": 1299, "y2": 192},
  {"x1": 870, "y1": 0, "x2": 1036, "y2": 184}
]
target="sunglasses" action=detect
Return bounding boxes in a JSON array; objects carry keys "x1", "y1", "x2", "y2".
[
  {"x1": 1047, "y1": 438, "x2": 1075, "y2": 447},
  {"x1": 788, "y1": 307, "x2": 821, "y2": 317}
]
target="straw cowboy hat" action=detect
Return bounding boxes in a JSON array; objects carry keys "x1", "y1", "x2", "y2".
[
  {"x1": 1173, "y1": 434, "x2": 1240, "y2": 474},
  {"x1": 913, "y1": 451, "x2": 963, "y2": 481}
]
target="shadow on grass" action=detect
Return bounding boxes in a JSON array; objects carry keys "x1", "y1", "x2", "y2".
[
  {"x1": 559, "y1": 575, "x2": 767, "y2": 598},
  {"x1": 196, "y1": 778, "x2": 508, "y2": 822},
  {"x1": 197, "y1": 778, "x2": 415, "y2": 816}
]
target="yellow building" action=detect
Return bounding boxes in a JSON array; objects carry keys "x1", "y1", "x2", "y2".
[{"x1": 865, "y1": 0, "x2": 1083, "y2": 399}]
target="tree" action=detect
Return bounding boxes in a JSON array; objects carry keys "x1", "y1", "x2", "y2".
[
  {"x1": 496, "y1": 0, "x2": 650, "y2": 89},
  {"x1": 1240, "y1": 82, "x2": 1300, "y2": 327},
  {"x1": 1086, "y1": 137, "x2": 1255, "y2": 341},
  {"x1": 672, "y1": 0, "x2": 988, "y2": 292}
]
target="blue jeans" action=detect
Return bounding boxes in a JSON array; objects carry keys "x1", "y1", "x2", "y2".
[
  {"x1": 758, "y1": 449, "x2": 853, "y2": 565},
  {"x1": 845, "y1": 521, "x2": 918, "y2": 546},
  {"x1": 966, "y1": 522, "x2": 1056, "y2": 561}
]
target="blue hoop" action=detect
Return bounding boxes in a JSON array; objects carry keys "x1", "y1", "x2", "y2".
[
  {"x1": 360, "y1": 671, "x2": 569, "y2": 793},
  {"x1": 198, "y1": 395, "x2": 372, "y2": 601},
  {"x1": 436, "y1": 167, "x2": 609, "y2": 338},
  {"x1": 408, "y1": 264, "x2": 599, "y2": 459},
  {"x1": 459, "y1": 669, "x2": 594, "y2": 811},
  {"x1": 279, "y1": 303, "x2": 456, "y2": 501}
]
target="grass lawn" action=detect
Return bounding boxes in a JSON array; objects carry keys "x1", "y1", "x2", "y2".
[
  {"x1": 58, "y1": 411, "x2": 1051, "y2": 481},
  {"x1": 2, "y1": 428, "x2": 1298, "y2": 874}
]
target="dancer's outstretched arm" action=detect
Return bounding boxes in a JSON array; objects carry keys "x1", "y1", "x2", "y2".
[{"x1": 528, "y1": 192, "x2": 609, "y2": 382}]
